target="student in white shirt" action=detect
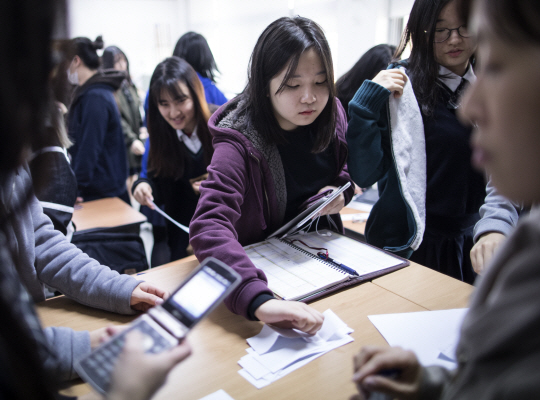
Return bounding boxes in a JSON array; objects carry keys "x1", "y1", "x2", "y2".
[
  {"x1": 346, "y1": 0, "x2": 485, "y2": 284},
  {"x1": 352, "y1": 0, "x2": 540, "y2": 398},
  {"x1": 132, "y1": 57, "x2": 214, "y2": 261}
]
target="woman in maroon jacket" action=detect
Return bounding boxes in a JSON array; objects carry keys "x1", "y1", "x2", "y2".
[{"x1": 190, "y1": 16, "x2": 355, "y2": 333}]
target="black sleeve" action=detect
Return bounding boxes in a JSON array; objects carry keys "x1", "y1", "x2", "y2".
[{"x1": 247, "y1": 293, "x2": 275, "y2": 321}]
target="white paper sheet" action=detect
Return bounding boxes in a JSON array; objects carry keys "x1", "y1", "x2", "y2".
[
  {"x1": 147, "y1": 199, "x2": 189, "y2": 233},
  {"x1": 368, "y1": 308, "x2": 468, "y2": 369},
  {"x1": 197, "y1": 389, "x2": 235, "y2": 400},
  {"x1": 239, "y1": 336, "x2": 354, "y2": 389},
  {"x1": 238, "y1": 309, "x2": 354, "y2": 388}
]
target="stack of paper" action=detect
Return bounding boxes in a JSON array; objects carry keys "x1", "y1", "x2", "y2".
[
  {"x1": 238, "y1": 309, "x2": 354, "y2": 388},
  {"x1": 197, "y1": 389, "x2": 235, "y2": 400},
  {"x1": 368, "y1": 308, "x2": 468, "y2": 369}
]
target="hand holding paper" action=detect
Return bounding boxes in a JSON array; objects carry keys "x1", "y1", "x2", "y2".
[
  {"x1": 254, "y1": 299, "x2": 324, "y2": 335},
  {"x1": 238, "y1": 309, "x2": 354, "y2": 389},
  {"x1": 132, "y1": 182, "x2": 154, "y2": 208},
  {"x1": 147, "y1": 199, "x2": 190, "y2": 234}
]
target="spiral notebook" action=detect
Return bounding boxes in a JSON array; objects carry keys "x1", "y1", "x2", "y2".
[{"x1": 244, "y1": 230, "x2": 408, "y2": 301}]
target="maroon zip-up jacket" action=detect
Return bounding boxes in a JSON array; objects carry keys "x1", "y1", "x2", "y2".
[{"x1": 190, "y1": 97, "x2": 354, "y2": 319}]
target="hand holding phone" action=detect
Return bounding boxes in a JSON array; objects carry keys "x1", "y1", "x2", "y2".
[{"x1": 75, "y1": 258, "x2": 240, "y2": 394}]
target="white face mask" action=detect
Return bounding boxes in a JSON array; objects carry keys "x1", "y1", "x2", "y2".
[{"x1": 66, "y1": 66, "x2": 79, "y2": 85}]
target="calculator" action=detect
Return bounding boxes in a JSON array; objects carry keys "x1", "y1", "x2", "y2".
[{"x1": 75, "y1": 257, "x2": 241, "y2": 394}]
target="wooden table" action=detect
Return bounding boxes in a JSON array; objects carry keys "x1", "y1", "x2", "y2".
[
  {"x1": 341, "y1": 206, "x2": 368, "y2": 240},
  {"x1": 72, "y1": 197, "x2": 147, "y2": 233},
  {"x1": 37, "y1": 257, "x2": 473, "y2": 400},
  {"x1": 373, "y1": 263, "x2": 474, "y2": 310}
]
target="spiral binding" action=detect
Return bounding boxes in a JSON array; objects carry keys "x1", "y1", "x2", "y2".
[{"x1": 279, "y1": 239, "x2": 348, "y2": 275}]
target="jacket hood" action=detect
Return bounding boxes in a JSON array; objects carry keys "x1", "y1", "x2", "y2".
[
  {"x1": 71, "y1": 69, "x2": 127, "y2": 107},
  {"x1": 209, "y1": 97, "x2": 287, "y2": 223}
]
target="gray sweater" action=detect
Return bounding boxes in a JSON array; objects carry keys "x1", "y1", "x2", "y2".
[
  {"x1": 473, "y1": 179, "x2": 520, "y2": 241},
  {"x1": 419, "y1": 207, "x2": 540, "y2": 398},
  {"x1": 2, "y1": 166, "x2": 141, "y2": 380}
]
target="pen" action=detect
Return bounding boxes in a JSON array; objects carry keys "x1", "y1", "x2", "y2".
[{"x1": 318, "y1": 254, "x2": 360, "y2": 276}]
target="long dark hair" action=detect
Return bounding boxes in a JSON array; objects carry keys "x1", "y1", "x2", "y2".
[
  {"x1": 73, "y1": 35, "x2": 104, "y2": 70},
  {"x1": 0, "y1": 0, "x2": 65, "y2": 398},
  {"x1": 238, "y1": 16, "x2": 336, "y2": 153},
  {"x1": 102, "y1": 45, "x2": 132, "y2": 84},
  {"x1": 336, "y1": 44, "x2": 396, "y2": 118},
  {"x1": 173, "y1": 32, "x2": 220, "y2": 82},
  {"x1": 147, "y1": 56, "x2": 213, "y2": 179},
  {"x1": 394, "y1": 0, "x2": 465, "y2": 116}
]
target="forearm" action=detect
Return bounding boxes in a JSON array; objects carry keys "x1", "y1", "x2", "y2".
[
  {"x1": 43, "y1": 327, "x2": 91, "y2": 382},
  {"x1": 346, "y1": 80, "x2": 392, "y2": 187},
  {"x1": 190, "y1": 190, "x2": 272, "y2": 319},
  {"x1": 332, "y1": 166, "x2": 355, "y2": 205},
  {"x1": 189, "y1": 147, "x2": 272, "y2": 318},
  {"x1": 33, "y1": 201, "x2": 139, "y2": 314}
]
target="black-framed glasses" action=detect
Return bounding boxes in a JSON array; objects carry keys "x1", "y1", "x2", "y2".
[{"x1": 434, "y1": 25, "x2": 469, "y2": 43}]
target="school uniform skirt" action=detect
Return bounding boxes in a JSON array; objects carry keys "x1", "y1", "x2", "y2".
[{"x1": 409, "y1": 213, "x2": 479, "y2": 284}]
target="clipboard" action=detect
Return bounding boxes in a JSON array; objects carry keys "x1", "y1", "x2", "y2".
[{"x1": 267, "y1": 182, "x2": 351, "y2": 240}]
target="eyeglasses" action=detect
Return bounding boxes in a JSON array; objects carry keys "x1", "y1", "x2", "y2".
[{"x1": 433, "y1": 25, "x2": 469, "y2": 43}]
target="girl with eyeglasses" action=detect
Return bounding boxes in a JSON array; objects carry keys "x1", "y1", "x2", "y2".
[
  {"x1": 346, "y1": 0, "x2": 485, "y2": 283},
  {"x1": 352, "y1": 0, "x2": 540, "y2": 397}
]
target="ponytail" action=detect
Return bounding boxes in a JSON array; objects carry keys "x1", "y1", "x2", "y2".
[{"x1": 72, "y1": 35, "x2": 103, "y2": 70}]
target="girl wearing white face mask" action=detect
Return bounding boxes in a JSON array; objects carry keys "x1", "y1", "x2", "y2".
[{"x1": 66, "y1": 36, "x2": 130, "y2": 203}]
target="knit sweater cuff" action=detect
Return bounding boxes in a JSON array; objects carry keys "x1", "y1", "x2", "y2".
[
  {"x1": 473, "y1": 218, "x2": 514, "y2": 242},
  {"x1": 248, "y1": 293, "x2": 275, "y2": 321},
  {"x1": 350, "y1": 80, "x2": 391, "y2": 113}
]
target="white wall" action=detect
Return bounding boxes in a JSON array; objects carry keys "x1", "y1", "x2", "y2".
[
  {"x1": 68, "y1": 0, "x2": 414, "y2": 98},
  {"x1": 68, "y1": 0, "x2": 187, "y2": 90}
]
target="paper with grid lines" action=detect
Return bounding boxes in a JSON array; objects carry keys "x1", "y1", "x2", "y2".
[
  {"x1": 244, "y1": 237, "x2": 348, "y2": 300},
  {"x1": 244, "y1": 231, "x2": 403, "y2": 301}
]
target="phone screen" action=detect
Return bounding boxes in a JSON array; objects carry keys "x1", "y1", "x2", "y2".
[
  {"x1": 171, "y1": 266, "x2": 229, "y2": 318},
  {"x1": 163, "y1": 264, "x2": 235, "y2": 327}
]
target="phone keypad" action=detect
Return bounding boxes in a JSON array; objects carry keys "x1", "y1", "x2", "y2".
[{"x1": 76, "y1": 319, "x2": 175, "y2": 393}]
